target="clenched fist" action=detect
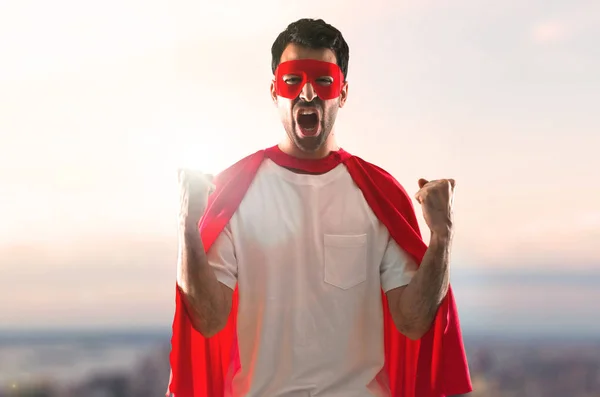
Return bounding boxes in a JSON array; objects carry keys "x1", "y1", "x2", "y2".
[
  {"x1": 178, "y1": 168, "x2": 215, "y2": 229},
  {"x1": 414, "y1": 178, "x2": 455, "y2": 238}
]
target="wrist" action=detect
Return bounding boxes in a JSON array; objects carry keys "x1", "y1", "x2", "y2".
[
  {"x1": 177, "y1": 220, "x2": 207, "y2": 260},
  {"x1": 179, "y1": 218, "x2": 201, "y2": 236},
  {"x1": 430, "y1": 230, "x2": 452, "y2": 246}
]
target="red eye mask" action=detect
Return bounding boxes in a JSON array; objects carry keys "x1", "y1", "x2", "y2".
[{"x1": 274, "y1": 59, "x2": 345, "y2": 100}]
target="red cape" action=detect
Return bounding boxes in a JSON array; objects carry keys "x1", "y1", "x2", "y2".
[{"x1": 168, "y1": 146, "x2": 472, "y2": 397}]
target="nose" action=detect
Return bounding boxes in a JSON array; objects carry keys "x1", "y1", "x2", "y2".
[{"x1": 299, "y1": 82, "x2": 317, "y2": 102}]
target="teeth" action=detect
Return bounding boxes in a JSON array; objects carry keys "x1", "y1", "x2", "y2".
[{"x1": 299, "y1": 109, "x2": 317, "y2": 115}]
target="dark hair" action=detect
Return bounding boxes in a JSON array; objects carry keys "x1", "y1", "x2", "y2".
[{"x1": 271, "y1": 18, "x2": 350, "y2": 79}]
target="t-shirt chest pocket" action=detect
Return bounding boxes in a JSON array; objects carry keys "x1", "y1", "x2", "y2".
[{"x1": 323, "y1": 234, "x2": 368, "y2": 290}]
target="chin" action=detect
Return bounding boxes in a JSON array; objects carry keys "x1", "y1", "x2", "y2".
[{"x1": 293, "y1": 131, "x2": 328, "y2": 153}]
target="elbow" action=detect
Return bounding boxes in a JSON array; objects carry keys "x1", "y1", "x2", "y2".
[
  {"x1": 397, "y1": 320, "x2": 432, "y2": 341},
  {"x1": 190, "y1": 316, "x2": 228, "y2": 338},
  {"x1": 402, "y1": 327, "x2": 428, "y2": 341},
  {"x1": 183, "y1": 293, "x2": 229, "y2": 338},
  {"x1": 194, "y1": 326, "x2": 219, "y2": 338},
  {"x1": 182, "y1": 294, "x2": 230, "y2": 338}
]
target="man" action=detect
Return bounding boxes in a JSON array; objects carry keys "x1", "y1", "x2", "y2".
[{"x1": 169, "y1": 18, "x2": 471, "y2": 397}]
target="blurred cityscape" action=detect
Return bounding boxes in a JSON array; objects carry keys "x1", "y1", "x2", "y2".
[{"x1": 1, "y1": 330, "x2": 599, "y2": 397}]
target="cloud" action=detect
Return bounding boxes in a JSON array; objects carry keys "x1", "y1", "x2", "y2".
[
  {"x1": 530, "y1": 21, "x2": 569, "y2": 44},
  {"x1": 529, "y1": 2, "x2": 600, "y2": 45},
  {"x1": 465, "y1": 210, "x2": 600, "y2": 268},
  {"x1": 517, "y1": 211, "x2": 600, "y2": 237},
  {"x1": 0, "y1": 236, "x2": 179, "y2": 328}
]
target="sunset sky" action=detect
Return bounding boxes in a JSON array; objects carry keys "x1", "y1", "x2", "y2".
[{"x1": 1, "y1": 0, "x2": 598, "y2": 330}]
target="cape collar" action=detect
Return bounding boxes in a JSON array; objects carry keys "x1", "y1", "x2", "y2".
[{"x1": 264, "y1": 145, "x2": 352, "y2": 174}]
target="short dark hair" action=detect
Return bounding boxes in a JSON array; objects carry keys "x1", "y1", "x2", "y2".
[{"x1": 271, "y1": 18, "x2": 350, "y2": 79}]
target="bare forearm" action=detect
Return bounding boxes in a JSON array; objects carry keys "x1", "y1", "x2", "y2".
[
  {"x1": 177, "y1": 222, "x2": 229, "y2": 337},
  {"x1": 395, "y1": 232, "x2": 451, "y2": 339}
]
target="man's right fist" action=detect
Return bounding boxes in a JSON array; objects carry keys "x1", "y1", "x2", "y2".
[{"x1": 178, "y1": 168, "x2": 215, "y2": 228}]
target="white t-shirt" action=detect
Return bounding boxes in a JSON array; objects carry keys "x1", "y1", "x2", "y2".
[{"x1": 208, "y1": 159, "x2": 418, "y2": 397}]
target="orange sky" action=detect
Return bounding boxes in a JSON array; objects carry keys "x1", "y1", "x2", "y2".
[{"x1": 1, "y1": 0, "x2": 599, "y2": 329}]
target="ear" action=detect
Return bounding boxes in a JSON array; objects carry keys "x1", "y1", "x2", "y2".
[
  {"x1": 339, "y1": 81, "x2": 349, "y2": 108},
  {"x1": 270, "y1": 79, "x2": 278, "y2": 105}
]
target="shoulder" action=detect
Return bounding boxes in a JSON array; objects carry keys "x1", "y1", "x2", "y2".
[
  {"x1": 348, "y1": 155, "x2": 409, "y2": 193},
  {"x1": 344, "y1": 155, "x2": 419, "y2": 218},
  {"x1": 213, "y1": 149, "x2": 265, "y2": 186}
]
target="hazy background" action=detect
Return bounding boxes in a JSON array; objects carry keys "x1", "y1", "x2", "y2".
[{"x1": 1, "y1": 0, "x2": 599, "y2": 396}]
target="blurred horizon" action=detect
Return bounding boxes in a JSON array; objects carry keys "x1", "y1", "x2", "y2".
[{"x1": 3, "y1": 264, "x2": 599, "y2": 335}]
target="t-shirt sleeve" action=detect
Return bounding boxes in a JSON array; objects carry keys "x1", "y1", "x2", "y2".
[
  {"x1": 380, "y1": 237, "x2": 418, "y2": 292},
  {"x1": 206, "y1": 223, "x2": 238, "y2": 290}
]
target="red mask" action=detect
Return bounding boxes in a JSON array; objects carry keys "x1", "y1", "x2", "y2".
[{"x1": 274, "y1": 59, "x2": 345, "y2": 100}]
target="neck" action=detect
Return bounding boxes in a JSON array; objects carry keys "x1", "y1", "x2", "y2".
[{"x1": 279, "y1": 134, "x2": 339, "y2": 160}]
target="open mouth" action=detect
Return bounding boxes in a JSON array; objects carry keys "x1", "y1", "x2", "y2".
[{"x1": 296, "y1": 109, "x2": 320, "y2": 136}]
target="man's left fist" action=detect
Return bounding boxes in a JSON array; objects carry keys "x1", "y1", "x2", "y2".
[{"x1": 414, "y1": 178, "x2": 455, "y2": 238}]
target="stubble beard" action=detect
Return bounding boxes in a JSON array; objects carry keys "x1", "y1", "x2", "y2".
[
  {"x1": 289, "y1": 106, "x2": 338, "y2": 154},
  {"x1": 289, "y1": 119, "x2": 330, "y2": 154},
  {"x1": 283, "y1": 97, "x2": 339, "y2": 155}
]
